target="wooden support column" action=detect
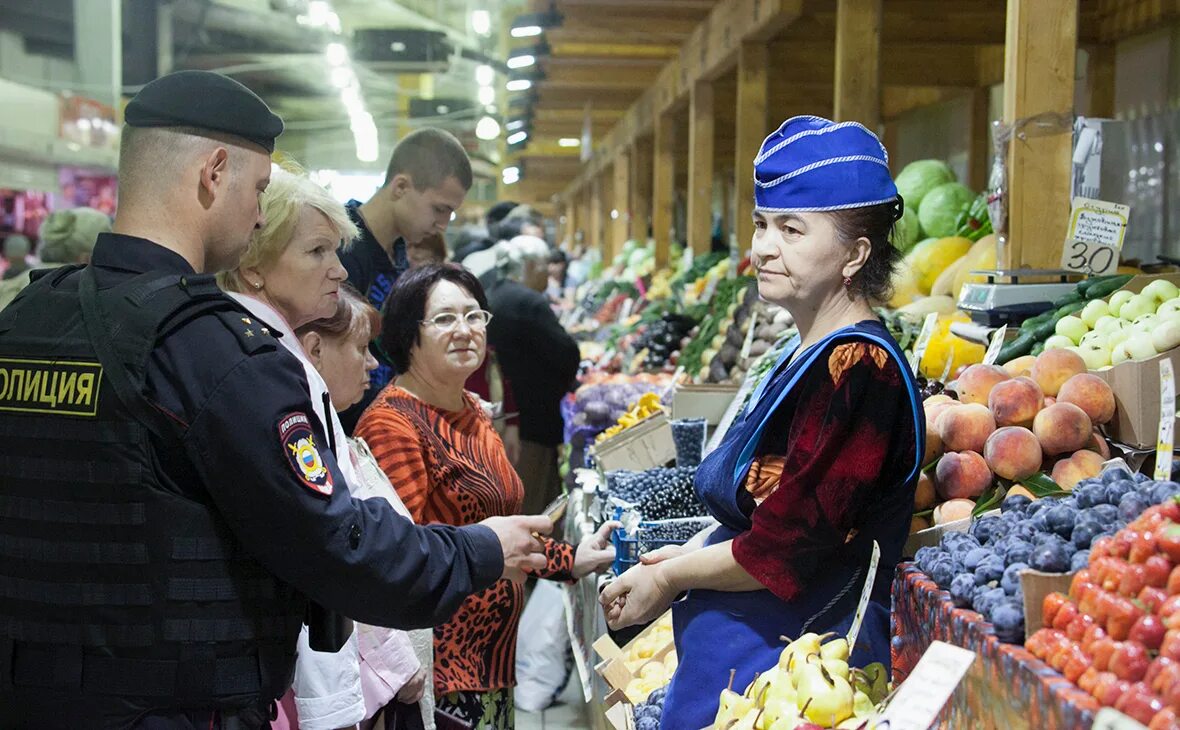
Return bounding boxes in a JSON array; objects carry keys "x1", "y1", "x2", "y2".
[
  {"x1": 653, "y1": 111, "x2": 677, "y2": 267},
  {"x1": 1001, "y1": 0, "x2": 1078, "y2": 269},
  {"x1": 630, "y1": 136, "x2": 653, "y2": 243},
  {"x1": 834, "y1": 0, "x2": 882, "y2": 129},
  {"x1": 1088, "y1": 44, "x2": 1116, "y2": 118},
  {"x1": 612, "y1": 149, "x2": 632, "y2": 255},
  {"x1": 688, "y1": 81, "x2": 715, "y2": 256},
  {"x1": 735, "y1": 41, "x2": 769, "y2": 254},
  {"x1": 589, "y1": 174, "x2": 604, "y2": 260},
  {"x1": 968, "y1": 88, "x2": 992, "y2": 192}
]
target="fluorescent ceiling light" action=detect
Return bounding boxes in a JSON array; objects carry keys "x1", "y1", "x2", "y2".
[
  {"x1": 506, "y1": 54, "x2": 535, "y2": 70},
  {"x1": 506, "y1": 130, "x2": 528, "y2": 145},
  {"x1": 476, "y1": 116, "x2": 501, "y2": 140},
  {"x1": 475, "y1": 64, "x2": 495, "y2": 87},
  {"x1": 471, "y1": 9, "x2": 491, "y2": 35},
  {"x1": 506, "y1": 78, "x2": 532, "y2": 92},
  {"x1": 506, "y1": 119, "x2": 527, "y2": 131},
  {"x1": 478, "y1": 85, "x2": 496, "y2": 106},
  {"x1": 331, "y1": 66, "x2": 355, "y2": 89},
  {"x1": 325, "y1": 42, "x2": 348, "y2": 66},
  {"x1": 558, "y1": 137, "x2": 580, "y2": 147},
  {"x1": 511, "y1": 25, "x2": 542, "y2": 38}
]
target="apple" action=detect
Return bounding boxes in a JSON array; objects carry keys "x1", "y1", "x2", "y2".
[
  {"x1": 1159, "y1": 298, "x2": 1180, "y2": 318},
  {"x1": 1160, "y1": 630, "x2": 1180, "y2": 661},
  {"x1": 1082, "y1": 299, "x2": 1112, "y2": 328},
  {"x1": 1120, "y1": 564, "x2": 1149, "y2": 597},
  {"x1": 1130, "y1": 615, "x2": 1168, "y2": 651},
  {"x1": 1143, "y1": 555, "x2": 1172, "y2": 588},
  {"x1": 1077, "y1": 343, "x2": 1113, "y2": 370},
  {"x1": 1109, "y1": 290, "x2": 1136, "y2": 318},
  {"x1": 1125, "y1": 333, "x2": 1159, "y2": 361},
  {"x1": 1067, "y1": 613, "x2": 1095, "y2": 642},
  {"x1": 1169, "y1": 565, "x2": 1180, "y2": 596},
  {"x1": 1094, "y1": 674, "x2": 1131, "y2": 707},
  {"x1": 1083, "y1": 624, "x2": 1109, "y2": 653},
  {"x1": 1064, "y1": 645, "x2": 1094, "y2": 683},
  {"x1": 1158, "y1": 524, "x2": 1180, "y2": 563},
  {"x1": 1157, "y1": 319, "x2": 1180, "y2": 357},
  {"x1": 1053, "y1": 601, "x2": 1080, "y2": 631},
  {"x1": 1079, "y1": 666, "x2": 1102, "y2": 693},
  {"x1": 1140, "y1": 586, "x2": 1169, "y2": 614},
  {"x1": 1043, "y1": 592, "x2": 1070, "y2": 626},
  {"x1": 1150, "y1": 706, "x2": 1180, "y2": 730},
  {"x1": 1131, "y1": 533, "x2": 1161, "y2": 564},
  {"x1": 1114, "y1": 682, "x2": 1165, "y2": 725},
  {"x1": 1093, "y1": 536, "x2": 1116, "y2": 559},
  {"x1": 1044, "y1": 334, "x2": 1076, "y2": 351},
  {"x1": 1112, "y1": 342, "x2": 1132, "y2": 365},
  {"x1": 1092, "y1": 638, "x2": 1118, "y2": 671},
  {"x1": 1142, "y1": 279, "x2": 1180, "y2": 304},
  {"x1": 1108, "y1": 596, "x2": 1144, "y2": 641},
  {"x1": 1056, "y1": 315, "x2": 1090, "y2": 345},
  {"x1": 1146, "y1": 656, "x2": 1177, "y2": 691},
  {"x1": 1081, "y1": 329, "x2": 1110, "y2": 347},
  {"x1": 1160, "y1": 595, "x2": 1180, "y2": 621},
  {"x1": 1121, "y1": 293, "x2": 1157, "y2": 321},
  {"x1": 1111, "y1": 641, "x2": 1151, "y2": 682}
]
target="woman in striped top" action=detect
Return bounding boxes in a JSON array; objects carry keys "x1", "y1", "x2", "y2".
[{"x1": 354, "y1": 263, "x2": 617, "y2": 729}]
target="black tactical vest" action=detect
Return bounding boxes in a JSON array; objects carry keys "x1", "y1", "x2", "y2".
[{"x1": 0, "y1": 266, "x2": 305, "y2": 723}]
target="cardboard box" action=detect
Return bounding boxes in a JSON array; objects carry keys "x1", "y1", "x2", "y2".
[
  {"x1": 593, "y1": 611, "x2": 676, "y2": 701},
  {"x1": 591, "y1": 412, "x2": 676, "y2": 472},
  {"x1": 671, "y1": 383, "x2": 741, "y2": 425},
  {"x1": 1020, "y1": 568, "x2": 1076, "y2": 641},
  {"x1": 1091, "y1": 273, "x2": 1180, "y2": 449}
]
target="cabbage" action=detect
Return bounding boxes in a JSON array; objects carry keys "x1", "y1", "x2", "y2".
[
  {"x1": 894, "y1": 206, "x2": 922, "y2": 253},
  {"x1": 628, "y1": 249, "x2": 649, "y2": 268},
  {"x1": 917, "y1": 182, "x2": 975, "y2": 239},
  {"x1": 895, "y1": 159, "x2": 956, "y2": 208}
]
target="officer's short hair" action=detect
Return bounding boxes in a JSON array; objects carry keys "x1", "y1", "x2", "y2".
[
  {"x1": 384, "y1": 128, "x2": 473, "y2": 192},
  {"x1": 379, "y1": 263, "x2": 487, "y2": 374},
  {"x1": 118, "y1": 126, "x2": 257, "y2": 202},
  {"x1": 218, "y1": 164, "x2": 359, "y2": 293}
]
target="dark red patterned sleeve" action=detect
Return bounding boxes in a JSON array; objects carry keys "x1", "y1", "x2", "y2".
[
  {"x1": 732, "y1": 342, "x2": 907, "y2": 602},
  {"x1": 528, "y1": 538, "x2": 576, "y2": 583}
]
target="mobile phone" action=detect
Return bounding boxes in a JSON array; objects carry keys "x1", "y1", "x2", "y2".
[{"x1": 542, "y1": 495, "x2": 569, "y2": 524}]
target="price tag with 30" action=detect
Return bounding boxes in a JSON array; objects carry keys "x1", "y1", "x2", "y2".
[
  {"x1": 1060, "y1": 197, "x2": 1131, "y2": 276},
  {"x1": 1156, "y1": 358, "x2": 1176, "y2": 481}
]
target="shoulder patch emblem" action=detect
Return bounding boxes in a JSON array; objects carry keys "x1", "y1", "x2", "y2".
[{"x1": 279, "y1": 412, "x2": 333, "y2": 497}]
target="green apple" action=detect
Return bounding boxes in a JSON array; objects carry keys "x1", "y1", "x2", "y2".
[
  {"x1": 1111, "y1": 342, "x2": 1131, "y2": 365},
  {"x1": 1105, "y1": 327, "x2": 1132, "y2": 349},
  {"x1": 1080, "y1": 330, "x2": 1109, "y2": 348},
  {"x1": 1131, "y1": 313, "x2": 1159, "y2": 334},
  {"x1": 1044, "y1": 334, "x2": 1075, "y2": 351},
  {"x1": 1153, "y1": 319, "x2": 1180, "y2": 354},
  {"x1": 1124, "y1": 333, "x2": 1158, "y2": 361},
  {"x1": 1093, "y1": 315, "x2": 1127, "y2": 334},
  {"x1": 1077, "y1": 343, "x2": 1112, "y2": 370},
  {"x1": 1081, "y1": 299, "x2": 1111, "y2": 328},
  {"x1": 1158, "y1": 298, "x2": 1180, "y2": 318},
  {"x1": 1108, "y1": 290, "x2": 1135, "y2": 317},
  {"x1": 1119, "y1": 293, "x2": 1156, "y2": 321},
  {"x1": 1055, "y1": 315, "x2": 1089, "y2": 344},
  {"x1": 1142, "y1": 279, "x2": 1180, "y2": 304}
]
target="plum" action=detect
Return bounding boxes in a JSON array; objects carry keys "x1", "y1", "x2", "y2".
[
  {"x1": 1030, "y1": 541, "x2": 1071, "y2": 573},
  {"x1": 1002, "y1": 494, "x2": 1033, "y2": 513},
  {"x1": 991, "y1": 598, "x2": 1026, "y2": 643},
  {"x1": 1045, "y1": 504, "x2": 1079, "y2": 539},
  {"x1": 1071, "y1": 549, "x2": 1091, "y2": 572},
  {"x1": 975, "y1": 554, "x2": 1006, "y2": 585},
  {"x1": 1002, "y1": 562, "x2": 1028, "y2": 595},
  {"x1": 950, "y1": 573, "x2": 976, "y2": 608}
]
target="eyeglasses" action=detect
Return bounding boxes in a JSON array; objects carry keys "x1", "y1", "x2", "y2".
[{"x1": 420, "y1": 310, "x2": 494, "y2": 331}]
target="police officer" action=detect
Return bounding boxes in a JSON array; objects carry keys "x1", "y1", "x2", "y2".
[{"x1": 0, "y1": 71, "x2": 552, "y2": 729}]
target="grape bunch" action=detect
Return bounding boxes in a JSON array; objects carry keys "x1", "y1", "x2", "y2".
[
  {"x1": 671, "y1": 418, "x2": 706, "y2": 467},
  {"x1": 633, "y1": 687, "x2": 666, "y2": 730},
  {"x1": 606, "y1": 466, "x2": 706, "y2": 521},
  {"x1": 637, "y1": 518, "x2": 713, "y2": 555},
  {"x1": 916, "y1": 376, "x2": 946, "y2": 400},
  {"x1": 635, "y1": 314, "x2": 696, "y2": 370}
]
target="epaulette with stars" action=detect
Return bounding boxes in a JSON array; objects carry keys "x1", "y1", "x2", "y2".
[{"x1": 214, "y1": 310, "x2": 278, "y2": 355}]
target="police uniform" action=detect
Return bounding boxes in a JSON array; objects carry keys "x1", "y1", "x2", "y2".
[{"x1": 0, "y1": 72, "x2": 503, "y2": 729}]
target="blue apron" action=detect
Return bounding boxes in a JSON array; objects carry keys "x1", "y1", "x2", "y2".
[{"x1": 660, "y1": 320, "x2": 924, "y2": 729}]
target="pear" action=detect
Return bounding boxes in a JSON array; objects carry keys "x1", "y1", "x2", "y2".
[
  {"x1": 820, "y1": 636, "x2": 850, "y2": 663},
  {"x1": 777, "y1": 632, "x2": 832, "y2": 672},
  {"x1": 862, "y1": 662, "x2": 890, "y2": 704},
  {"x1": 731, "y1": 706, "x2": 765, "y2": 730},
  {"x1": 760, "y1": 683, "x2": 798, "y2": 725},
  {"x1": 747, "y1": 667, "x2": 786, "y2": 708},
  {"x1": 837, "y1": 717, "x2": 871, "y2": 730},
  {"x1": 796, "y1": 662, "x2": 855, "y2": 726},
  {"x1": 852, "y1": 689, "x2": 875, "y2": 717},
  {"x1": 715, "y1": 669, "x2": 755, "y2": 727},
  {"x1": 763, "y1": 700, "x2": 802, "y2": 729},
  {"x1": 823, "y1": 658, "x2": 850, "y2": 683}
]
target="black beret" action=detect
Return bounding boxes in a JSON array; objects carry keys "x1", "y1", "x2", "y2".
[{"x1": 125, "y1": 70, "x2": 283, "y2": 153}]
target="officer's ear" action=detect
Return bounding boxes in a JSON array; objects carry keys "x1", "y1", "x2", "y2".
[
  {"x1": 199, "y1": 147, "x2": 231, "y2": 203},
  {"x1": 299, "y1": 331, "x2": 324, "y2": 368},
  {"x1": 388, "y1": 173, "x2": 413, "y2": 201}
]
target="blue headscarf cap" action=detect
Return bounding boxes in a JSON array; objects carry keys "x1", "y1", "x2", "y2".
[{"x1": 753, "y1": 115, "x2": 898, "y2": 213}]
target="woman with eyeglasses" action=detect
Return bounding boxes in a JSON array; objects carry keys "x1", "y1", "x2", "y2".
[{"x1": 354, "y1": 263, "x2": 617, "y2": 729}]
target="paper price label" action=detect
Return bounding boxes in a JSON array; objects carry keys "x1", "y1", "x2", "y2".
[
  {"x1": 982, "y1": 324, "x2": 1009, "y2": 366},
  {"x1": 1155, "y1": 358, "x2": 1176, "y2": 481},
  {"x1": 910, "y1": 313, "x2": 940, "y2": 376},
  {"x1": 875, "y1": 641, "x2": 975, "y2": 730},
  {"x1": 739, "y1": 310, "x2": 759, "y2": 360},
  {"x1": 1093, "y1": 708, "x2": 1150, "y2": 730},
  {"x1": 1060, "y1": 197, "x2": 1130, "y2": 276},
  {"x1": 845, "y1": 541, "x2": 881, "y2": 652}
]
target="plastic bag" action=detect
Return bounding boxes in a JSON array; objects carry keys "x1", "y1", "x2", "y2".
[{"x1": 513, "y1": 581, "x2": 573, "y2": 713}]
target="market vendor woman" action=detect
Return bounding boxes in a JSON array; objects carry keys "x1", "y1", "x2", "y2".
[{"x1": 600, "y1": 116, "x2": 925, "y2": 728}]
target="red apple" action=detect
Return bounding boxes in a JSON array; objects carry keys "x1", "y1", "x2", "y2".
[
  {"x1": 1092, "y1": 638, "x2": 1118, "y2": 672},
  {"x1": 1095, "y1": 675, "x2": 1132, "y2": 707},
  {"x1": 1026, "y1": 628, "x2": 1056, "y2": 659},
  {"x1": 1116, "y1": 682, "x2": 1166, "y2": 725},
  {"x1": 1072, "y1": 570, "x2": 1095, "y2": 598},
  {"x1": 1044, "y1": 592, "x2": 1070, "y2": 627},
  {"x1": 1114, "y1": 531, "x2": 1137, "y2": 560},
  {"x1": 1093, "y1": 589, "x2": 1119, "y2": 624},
  {"x1": 1169, "y1": 565, "x2": 1180, "y2": 595},
  {"x1": 1149, "y1": 661, "x2": 1180, "y2": 695},
  {"x1": 1109, "y1": 597, "x2": 1145, "y2": 641},
  {"x1": 1132, "y1": 531, "x2": 1162, "y2": 564},
  {"x1": 1149, "y1": 707, "x2": 1180, "y2": 730},
  {"x1": 1121, "y1": 564, "x2": 1150, "y2": 597},
  {"x1": 1160, "y1": 524, "x2": 1180, "y2": 563},
  {"x1": 1161, "y1": 630, "x2": 1180, "y2": 661},
  {"x1": 1049, "y1": 641, "x2": 1073, "y2": 672},
  {"x1": 1064, "y1": 645, "x2": 1093, "y2": 683},
  {"x1": 1131, "y1": 615, "x2": 1168, "y2": 651},
  {"x1": 1083, "y1": 624, "x2": 1109, "y2": 653},
  {"x1": 1163, "y1": 680, "x2": 1180, "y2": 715},
  {"x1": 1142, "y1": 586, "x2": 1170, "y2": 615},
  {"x1": 1054, "y1": 602, "x2": 1080, "y2": 632},
  {"x1": 1146, "y1": 556, "x2": 1174, "y2": 589},
  {"x1": 1161, "y1": 596, "x2": 1180, "y2": 621},
  {"x1": 1111, "y1": 641, "x2": 1151, "y2": 682},
  {"x1": 1078, "y1": 666, "x2": 1102, "y2": 693},
  {"x1": 1093, "y1": 535, "x2": 1116, "y2": 559},
  {"x1": 1067, "y1": 613, "x2": 1095, "y2": 642}
]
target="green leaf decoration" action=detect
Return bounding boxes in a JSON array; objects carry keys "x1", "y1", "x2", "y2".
[{"x1": 972, "y1": 483, "x2": 1005, "y2": 517}]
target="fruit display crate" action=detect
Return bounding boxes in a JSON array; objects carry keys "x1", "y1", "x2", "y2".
[
  {"x1": 610, "y1": 515, "x2": 716, "y2": 576},
  {"x1": 892, "y1": 564, "x2": 1100, "y2": 729}
]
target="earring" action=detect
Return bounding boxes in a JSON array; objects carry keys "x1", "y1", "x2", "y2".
[
  {"x1": 843, "y1": 276, "x2": 852, "y2": 288},
  {"x1": 253, "y1": 281, "x2": 263, "y2": 290}
]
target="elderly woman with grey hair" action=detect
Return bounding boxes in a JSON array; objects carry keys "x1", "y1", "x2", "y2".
[
  {"x1": 0, "y1": 208, "x2": 110, "y2": 310},
  {"x1": 485, "y1": 235, "x2": 580, "y2": 516}
]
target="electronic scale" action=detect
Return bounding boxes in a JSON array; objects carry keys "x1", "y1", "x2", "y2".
[{"x1": 957, "y1": 269, "x2": 1084, "y2": 327}]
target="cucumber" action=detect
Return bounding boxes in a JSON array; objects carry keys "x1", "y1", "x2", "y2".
[
  {"x1": 1081, "y1": 274, "x2": 1134, "y2": 300},
  {"x1": 996, "y1": 332, "x2": 1037, "y2": 364},
  {"x1": 1030, "y1": 301, "x2": 1086, "y2": 342},
  {"x1": 1020, "y1": 310, "x2": 1054, "y2": 333},
  {"x1": 1031, "y1": 341, "x2": 1045, "y2": 356},
  {"x1": 1050, "y1": 290, "x2": 1084, "y2": 308}
]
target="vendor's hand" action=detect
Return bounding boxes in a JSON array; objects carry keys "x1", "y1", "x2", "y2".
[
  {"x1": 395, "y1": 666, "x2": 428, "y2": 704},
  {"x1": 481, "y1": 515, "x2": 552, "y2": 578},
  {"x1": 573, "y1": 521, "x2": 621, "y2": 579},
  {"x1": 599, "y1": 562, "x2": 677, "y2": 629},
  {"x1": 639, "y1": 544, "x2": 687, "y2": 565},
  {"x1": 503, "y1": 424, "x2": 522, "y2": 466}
]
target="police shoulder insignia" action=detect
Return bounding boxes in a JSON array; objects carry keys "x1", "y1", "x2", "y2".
[{"x1": 278, "y1": 412, "x2": 333, "y2": 497}]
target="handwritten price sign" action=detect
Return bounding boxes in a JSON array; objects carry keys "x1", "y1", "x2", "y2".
[{"x1": 1060, "y1": 197, "x2": 1130, "y2": 276}]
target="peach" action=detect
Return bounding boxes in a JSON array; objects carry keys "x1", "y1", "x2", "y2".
[
  {"x1": 934, "y1": 498, "x2": 976, "y2": 525},
  {"x1": 924, "y1": 394, "x2": 954, "y2": 407},
  {"x1": 1057, "y1": 373, "x2": 1116, "y2": 425},
  {"x1": 1004, "y1": 355, "x2": 1038, "y2": 378},
  {"x1": 989, "y1": 376, "x2": 1045, "y2": 427},
  {"x1": 956, "y1": 364, "x2": 1011, "y2": 406},
  {"x1": 938, "y1": 403, "x2": 997, "y2": 453},
  {"x1": 1032, "y1": 348, "x2": 1087, "y2": 397},
  {"x1": 925, "y1": 400, "x2": 959, "y2": 430},
  {"x1": 935, "y1": 450, "x2": 993, "y2": 500},
  {"x1": 1044, "y1": 396, "x2": 1057, "y2": 407},
  {"x1": 1051, "y1": 450, "x2": 1107, "y2": 490},
  {"x1": 910, "y1": 514, "x2": 931, "y2": 534},
  {"x1": 1007, "y1": 484, "x2": 1038, "y2": 501},
  {"x1": 915, "y1": 471, "x2": 937, "y2": 510},
  {"x1": 1033, "y1": 402, "x2": 1094, "y2": 456},
  {"x1": 923, "y1": 422, "x2": 944, "y2": 467},
  {"x1": 984, "y1": 426, "x2": 1044, "y2": 481},
  {"x1": 1083, "y1": 430, "x2": 1112, "y2": 459}
]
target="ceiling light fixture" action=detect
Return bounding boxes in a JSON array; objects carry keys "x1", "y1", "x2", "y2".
[
  {"x1": 478, "y1": 85, "x2": 496, "y2": 106},
  {"x1": 558, "y1": 137, "x2": 580, "y2": 147},
  {"x1": 506, "y1": 130, "x2": 529, "y2": 145},
  {"x1": 509, "y1": 8, "x2": 561, "y2": 38},
  {"x1": 325, "y1": 42, "x2": 348, "y2": 66},
  {"x1": 476, "y1": 115, "x2": 501, "y2": 140},
  {"x1": 506, "y1": 54, "x2": 535, "y2": 70},
  {"x1": 475, "y1": 64, "x2": 495, "y2": 87},
  {"x1": 471, "y1": 9, "x2": 491, "y2": 36},
  {"x1": 331, "y1": 66, "x2": 355, "y2": 89},
  {"x1": 506, "y1": 78, "x2": 532, "y2": 92}
]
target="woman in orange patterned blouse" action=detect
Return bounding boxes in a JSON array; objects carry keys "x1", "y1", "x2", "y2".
[{"x1": 354, "y1": 263, "x2": 617, "y2": 729}]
